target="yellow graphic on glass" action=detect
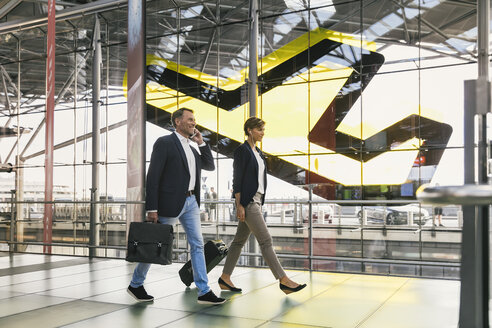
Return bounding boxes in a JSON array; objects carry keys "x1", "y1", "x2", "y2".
[{"x1": 124, "y1": 28, "x2": 427, "y2": 186}]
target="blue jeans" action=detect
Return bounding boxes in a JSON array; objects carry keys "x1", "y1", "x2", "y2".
[{"x1": 130, "y1": 195, "x2": 210, "y2": 296}]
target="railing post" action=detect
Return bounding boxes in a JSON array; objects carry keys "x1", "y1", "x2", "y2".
[
  {"x1": 9, "y1": 190, "x2": 16, "y2": 253},
  {"x1": 308, "y1": 184, "x2": 313, "y2": 271},
  {"x1": 89, "y1": 187, "x2": 100, "y2": 257},
  {"x1": 293, "y1": 200, "x2": 298, "y2": 224},
  {"x1": 361, "y1": 207, "x2": 365, "y2": 270},
  {"x1": 457, "y1": 210, "x2": 463, "y2": 228},
  {"x1": 215, "y1": 201, "x2": 219, "y2": 240}
]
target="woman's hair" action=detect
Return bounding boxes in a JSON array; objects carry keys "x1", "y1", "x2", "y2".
[{"x1": 244, "y1": 117, "x2": 265, "y2": 136}]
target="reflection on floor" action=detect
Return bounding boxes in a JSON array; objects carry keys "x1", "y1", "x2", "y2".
[{"x1": 0, "y1": 252, "x2": 459, "y2": 328}]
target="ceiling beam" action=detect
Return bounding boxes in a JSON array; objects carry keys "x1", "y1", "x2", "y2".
[
  {"x1": 0, "y1": 0, "x2": 126, "y2": 35},
  {"x1": 22, "y1": 119, "x2": 127, "y2": 161},
  {"x1": 0, "y1": 0, "x2": 22, "y2": 20}
]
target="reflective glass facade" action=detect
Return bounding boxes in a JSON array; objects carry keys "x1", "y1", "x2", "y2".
[{"x1": 0, "y1": 0, "x2": 480, "y2": 278}]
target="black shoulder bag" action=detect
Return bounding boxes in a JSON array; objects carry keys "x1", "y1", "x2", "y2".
[{"x1": 125, "y1": 222, "x2": 174, "y2": 265}]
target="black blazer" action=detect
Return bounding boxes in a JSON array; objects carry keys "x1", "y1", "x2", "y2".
[
  {"x1": 233, "y1": 141, "x2": 267, "y2": 207},
  {"x1": 146, "y1": 133, "x2": 215, "y2": 217}
]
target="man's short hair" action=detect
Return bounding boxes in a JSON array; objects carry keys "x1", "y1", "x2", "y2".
[
  {"x1": 244, "y1": 117, "x2": 265, "y2": 136},
  {"x1": 171, "y1": 108, "x2": 194, "y2": 128}
]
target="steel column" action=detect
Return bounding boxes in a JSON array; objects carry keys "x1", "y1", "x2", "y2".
[
  {"x1": 15, "y1": 38, "x2": 25, "y2": 252},
  {"x1": 43, "y1": 0, "x2": 56, "y2": 254},
  {"x1": 9, "y1": 190, "x2": 15, "y2": 252},
  {"x1": 459, "y1": 0, "x2": 490, "y2": 326},
  {"x1": 90, "y1": 15, "x2": 102, "y2": 257},
  {"x1": 248, "y1": 0, "x2": 258, "y2": 118},
  {"x1": 126, "y1": 0, "x2": 146, "y2": 228},
  {"x1": 15, "y1": 156, "x2": 25, "y2": 252}
]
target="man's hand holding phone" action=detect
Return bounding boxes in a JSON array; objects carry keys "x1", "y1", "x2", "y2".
[{"x1": 189, "y1": 128, "x2": 204, "y2": 145}]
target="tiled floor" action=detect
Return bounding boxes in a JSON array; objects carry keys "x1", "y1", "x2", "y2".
[{"x1": 0, "y1": 252, "x2": 459, "y2": 328}]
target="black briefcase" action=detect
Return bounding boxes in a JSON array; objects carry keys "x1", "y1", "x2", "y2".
[
  {"x1": 179, "y1": 239, "x2": 228, "y2": 286},
  {"x1": 125, "y1": 222, "x2": 174, "y2": 265}
]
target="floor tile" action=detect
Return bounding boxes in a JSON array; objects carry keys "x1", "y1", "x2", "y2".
[
  {"x1": 158, "y1": 312, "x2": 266, "y2": 328},
  {"x1": 9, "y1": 269, "x2": 132, "y2": 294},
  {"x1": 0, "y1": 294, "x2": 73, "y2": 317},
  {"x1": 0, "y1": 290, "x2": 26, "y2": 300},
  {"x1": 151, "y1": 268, "x2": 280, "y2": 313},
  {"x1": 0, "y1": 253, "x2": 75, "y2": 269},
  {"x1": 38, "y1": 274, "x2": 142, "y2": 298},
  {"x1": 0, "y1": 300, "x2": 126, "y2": 328},
  {"x1": 271, "y1": 275, "x2": 409, "y2": 328},
  {"x1": 204, "y1": 269, "x2": 350, "y2": 321},
  {"x1": 85, "y1": 275, "x2": 190, "y2": 305},
  {"x1": 0, "y1": 259, "x2": 127, "y2": 287},
  {"x1": 259, "y1": 322, "x2": 330, "y2": 328},
  {"x1": 0, "y1": 253, "x2": 461, "y2": 328},
  {"x1": 61, "y1": 306, "x2": 191, "y2": 328},
  {"x1": 358, "y1": 279, "x2": 459, "y2": 328}
]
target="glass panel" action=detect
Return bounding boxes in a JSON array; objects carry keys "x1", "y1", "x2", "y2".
[
  {"x1": 0, "y1": 1, "x2": 471, "y2": 280},
  {"x1": 420, "y1": 64, "x2": 476, "y2": 149},
  {"x1": 101, "y1": 8, "x2": 128, "y2": 46},
  {"x1": 218, "y1": 0, "x2": 249, "y2": 23},
  {"x1": 418, "y1": 1, "x2": 476, "y2": 68},
  {"x1": 261, "y1": 0, "x2": 305, "y2": 18},
  {"x1": 147, "y1": 7, "x2": 178, "y2": 40},
  {"x1": 0, "y1": 34, "x2": 18, "y2": 65}
]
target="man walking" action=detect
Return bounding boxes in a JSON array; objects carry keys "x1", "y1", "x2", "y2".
[{"x1": 127, "y1": 108, "x2": 226, "y2": 305}]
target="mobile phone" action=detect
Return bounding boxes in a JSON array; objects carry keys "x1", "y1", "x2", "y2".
[{"x1": 189, "y1": 129, "x2": 198, "y2": 139}]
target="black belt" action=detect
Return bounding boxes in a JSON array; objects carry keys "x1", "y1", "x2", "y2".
[{"x1": 185, "y1": 190, "x2": 194, "y2": 197}]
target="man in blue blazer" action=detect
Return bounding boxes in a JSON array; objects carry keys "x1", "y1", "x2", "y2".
[{"x1": 127, "y1": 108, "x2": 226, "y2": 305}]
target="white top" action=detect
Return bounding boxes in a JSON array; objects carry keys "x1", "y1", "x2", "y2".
[
  {"x1": 176, "y1": 131, "x2": 205, "y2": 191},
  {"x1": 252, "y1": 147, "x2": 265, "y2": 194}
]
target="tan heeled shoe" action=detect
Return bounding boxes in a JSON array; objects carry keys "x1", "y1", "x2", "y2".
[{"x1": 218, "y1": 277, "x2": 242, "y2": 292}]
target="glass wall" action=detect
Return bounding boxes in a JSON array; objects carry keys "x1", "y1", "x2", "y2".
[{"x1": 0, "y1": 0, "x2": 478, "y2": 278}]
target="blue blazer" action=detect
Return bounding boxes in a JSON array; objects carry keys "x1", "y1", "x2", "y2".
[
  {"x1": 233, "y1": 141, "x2": 267, "y2": 207},
  {"x1": 146, "y1": 133, "x2": 215, "y2": 217}
]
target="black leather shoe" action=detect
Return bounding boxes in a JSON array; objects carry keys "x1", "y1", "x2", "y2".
[
  {"x1": 279, "y1": 282, "x2": 307, "y2": 295},
  {"x1": 127, "y1": 285, "x2": 154, "y2": 302},
  {"x1": 197, "y1": 291, "x2": 226, "y2": 305},
  {"x1": 218, "y1": 277, "x2": 242, "y2": 292}
]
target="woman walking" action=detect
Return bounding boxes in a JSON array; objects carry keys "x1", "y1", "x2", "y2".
[{"x1": 219, "y1": 117, "x2": 306, "y2": 295}]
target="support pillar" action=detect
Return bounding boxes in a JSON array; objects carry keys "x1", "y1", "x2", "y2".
[
  {"x1": 15, "y1": 156, "x2": 25, "y2": 252},
  {"x1": 459, "y1": 0, "x2": 490, "y2": 326},
  {"x1": 248, "y1": 0, "x2": 258, "y2": 118},
  {"x1": 43, "y1": 0, "x2": 56, "y2": 254},
  {"x1": 90, "y1": 15, "x2": 102, "y2": 257},
  {"x1": 126, "y1": 0, "x2": 146, "y2": 228}
]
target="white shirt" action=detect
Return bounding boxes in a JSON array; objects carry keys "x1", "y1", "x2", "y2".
[
  {"x1": 175, "y1": 131, "x2": 197, "y2": 191},
  {"x1": 252, "y1": 147, "x2": 265, "y2": 194}
]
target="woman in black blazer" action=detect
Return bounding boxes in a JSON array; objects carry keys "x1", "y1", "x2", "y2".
[{"x1": 218, "y1": 117, "x2": 306, "y2": 295}]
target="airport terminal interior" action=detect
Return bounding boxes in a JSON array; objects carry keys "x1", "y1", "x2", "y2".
[{"x1": 0, "y1": 0, "x2": 490, "y2": 327}]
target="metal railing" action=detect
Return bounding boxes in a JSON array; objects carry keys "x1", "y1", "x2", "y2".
[{"x1": 0, "y1": 194, "x2": 462, "y2": 279}]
